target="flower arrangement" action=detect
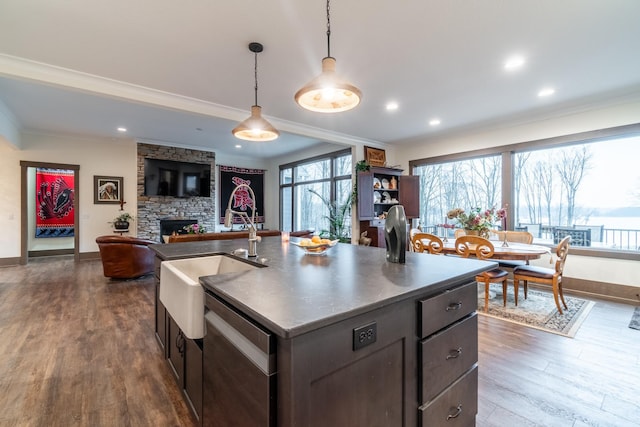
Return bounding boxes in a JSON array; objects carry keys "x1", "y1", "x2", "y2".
[
  {"x1": 183, "y1": 223, "x2": 206, "y2": 234},
  {"x1": 446, "y1": 206, "x2": 506, "y2": 237}
]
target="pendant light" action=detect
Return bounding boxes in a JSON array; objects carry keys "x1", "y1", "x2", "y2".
[
  {"x1": 232, "y1": 42, "x2": 279, "y2": 141},
  {"x1": 294, "y1": 0, "x2": 362, "y2": 113}
]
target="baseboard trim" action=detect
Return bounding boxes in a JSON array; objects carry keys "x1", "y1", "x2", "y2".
[
  {"x1": 547, "y1": 277, "x2": 639, "y2": 304},
  {"x1": 79, "y1": 251, "x2": 101, "y2": 261},
  {"x1": 28, "y1": 249, "x2": 74, "y2": 257},
  {"x1": 0, "y1": 257, "x2": 21, "y2": 267}
]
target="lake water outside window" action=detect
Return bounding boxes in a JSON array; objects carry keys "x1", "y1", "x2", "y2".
[{"x1": 514, "y1": 135, "x2": 640, "y2": 250}]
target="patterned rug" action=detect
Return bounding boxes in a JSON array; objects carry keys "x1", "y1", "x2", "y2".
[
  {"x1": 630, "y1": 306, "x2": 640, "y2": 330},
  {"x1": 478, "y1": 284, "x2": 595, "y2": 338}
]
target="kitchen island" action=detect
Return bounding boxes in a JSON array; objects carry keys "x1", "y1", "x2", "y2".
[{"x1": 151, "y1": 236, "x2": 494, "y2": 426}]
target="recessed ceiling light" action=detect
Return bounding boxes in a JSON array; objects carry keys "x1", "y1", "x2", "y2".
[
  {"x1": 538, "y1": 87, "x2": 555, "y2": 97},
  {"x1": 386, "y1": 102, "x2": 399, "y2": 111},
  {"x1": 429, "y1": 118, "x2": 441, "y2": 126},
  {"x1": 117, "y1": 127, "x2": 127, "y2": 132},
  {"x1": 504, "y1": 55, "x2": 525, "y2": 71},
  {"x1": 235, "y1": 144, "x2": 242, "y2": 149}
]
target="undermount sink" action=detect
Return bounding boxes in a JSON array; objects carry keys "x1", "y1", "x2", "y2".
[{"x1": 160, "y1": 255, "x2": 261, "y2": 339}]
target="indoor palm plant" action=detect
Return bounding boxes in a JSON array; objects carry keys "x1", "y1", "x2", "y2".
[{"x1": 308, "y1": 189, "x2": 353, "y2": 243}]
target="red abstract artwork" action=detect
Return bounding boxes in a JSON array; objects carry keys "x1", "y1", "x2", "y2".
[{"x1": 35, "y1": 168, "x2": 75, "y2": 238}]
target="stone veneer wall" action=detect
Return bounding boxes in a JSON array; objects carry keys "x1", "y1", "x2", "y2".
[{"x1": 136, "y1": 143, "x2": 216, "y2": 242}]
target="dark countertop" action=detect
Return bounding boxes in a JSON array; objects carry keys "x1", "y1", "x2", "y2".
[{"x1": 151, "y1": 237, "x2": 495, "y2": 339}]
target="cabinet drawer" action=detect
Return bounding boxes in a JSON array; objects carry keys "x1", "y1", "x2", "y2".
[
  {"x1": 419, "y1": 366, "x2": 478, "y2": 427},
  {"x1": 420, "y1": 314, "x2": 477, "y2": 404},
  {"x1": 419, "y1": 282, "x2": 476, "y2": 338}
]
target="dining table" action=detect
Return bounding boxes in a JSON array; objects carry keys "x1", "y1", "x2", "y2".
[{"x1": 440, "y1": 239, "x2": 551, "y2": 262}]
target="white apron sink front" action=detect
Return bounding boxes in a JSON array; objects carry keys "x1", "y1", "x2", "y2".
[{"x1": 160, "y1": 255, "x2": 260, "y2": 339}]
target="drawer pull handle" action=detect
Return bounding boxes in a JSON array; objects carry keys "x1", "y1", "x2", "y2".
[
  {"x1": 445, "y1": 302, "x2": 462, "y2": 311},
  {"x1": 446, "y1": 404, "x2": 463, "y2": 420},
  {"x1": 446, "y1": 347, "x2": 462, "y2": 360}
]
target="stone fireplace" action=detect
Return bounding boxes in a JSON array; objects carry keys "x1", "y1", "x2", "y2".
[{"x1": 136, "y1": 143, "x2": 215, "y2": 241}]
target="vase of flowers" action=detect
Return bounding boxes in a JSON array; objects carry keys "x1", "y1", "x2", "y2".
[
  {"x1": 183, "y1": 223, "x2": 206, "y2": 234},
  {"x1": 446, "y1": 207, "x2": 506, "y2": 239}
]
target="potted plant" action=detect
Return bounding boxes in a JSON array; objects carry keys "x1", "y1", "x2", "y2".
[
  {"x1": 112, "y1": 212, "x2": 134, "y2": 230},
  {"x1": 308, "y1": 189, "x2": 353, "y2": 243}
]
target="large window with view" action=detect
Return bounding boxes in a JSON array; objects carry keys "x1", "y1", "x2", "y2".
[
  {"x1": 413, "y1": 155, "x2": 502, "y2": 236},
  {"x1": 514, "y1": 136, "x2": 640, "y2": 251},
  {"x1": 410, "y1": 124, "x2": 640, "y2": 255},
  {"x1": 280, "y1": 149, "x2": 352, "y2": 241}
]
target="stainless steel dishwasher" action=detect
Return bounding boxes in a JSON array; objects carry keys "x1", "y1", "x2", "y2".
[{"x1": 203, "y1": 292, "x2": 277, "y2": 426}]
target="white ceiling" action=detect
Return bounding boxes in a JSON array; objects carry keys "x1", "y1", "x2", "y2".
[{"x1": 1, "y1": 0, "x2": 640, "y2": 159}]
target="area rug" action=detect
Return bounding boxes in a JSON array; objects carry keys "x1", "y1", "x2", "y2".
[
  {"x1": 478, "y1": 284, "x2": 595, "y2": 338},
  {"x1": 630, "y1": 307, "x2": 640, "y2": 330}
]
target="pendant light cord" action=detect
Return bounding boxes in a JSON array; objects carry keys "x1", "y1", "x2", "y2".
[
  {"x1": 326, "y1": 0, "x2": 331, "y2": 58},
  {"x1": 253, "y1": 50, "x2": 259, "y2": 106}
]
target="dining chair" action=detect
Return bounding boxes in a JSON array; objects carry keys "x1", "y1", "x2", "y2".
[
  {"x1": 512, "y1": 235, "x2": 571, "y2": 314},
  {"x1": 409, "y1": 228, "x2": 421, "y2": 252},
  {"x1": 454, "y1": 228, "x2": 466, "y2": 239},
  {"x1": 411, "y1": 232, "x2": 444, "y2": 254},
  {"x1": 491, "y1": 230, "x2": 534, "y2": 244},
  {"x1": 454, "y1": 235, "x2": 509, "y2": 312}
]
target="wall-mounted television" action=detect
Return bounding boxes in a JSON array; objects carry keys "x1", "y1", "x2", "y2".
[{"x1": 143, "y1": 158, "x2": 211, "y2": 197}]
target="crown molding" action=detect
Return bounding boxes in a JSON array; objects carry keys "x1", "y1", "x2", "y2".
[{"x1": 0, "y1": 54, "x2": 382, "y2": 148}]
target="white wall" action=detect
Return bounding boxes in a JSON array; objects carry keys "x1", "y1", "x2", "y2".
[
  {"x1": 0, "y1": 131, "x2": 137, "y2": 258},
  {"x1": 394, "y1": 97, "x2": 640, "y2": 288}
]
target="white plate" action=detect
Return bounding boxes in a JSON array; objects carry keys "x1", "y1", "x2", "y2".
[
  {"x1": 373, "y1": 177, "x2": 381, "y2": 189},
  {"x1": 381, "y1": 178, "x2": 389, "y2": 189},
  {"x1": 382, "y1": 191, "x2": 391, "y2": 201},
  {"x1": 374, "y1": 191, "x2": 382, "y2": 203}
]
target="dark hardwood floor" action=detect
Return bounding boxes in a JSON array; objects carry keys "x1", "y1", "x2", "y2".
[{"x1": 0, "y1": 256, "x2": 638, "y2": 426}]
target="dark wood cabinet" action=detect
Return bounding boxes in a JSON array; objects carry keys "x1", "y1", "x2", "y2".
[
  {"x1": 155, "y1": 256, "x2": 202, "y2": 426},
  {"x1": 202, "y1": 281, "x2": 477, "y2": 427},
  {"x1": 358, "y1": 167, "x2": 419, "y2": 247},
  {"x1": 154, "y1": 259, "x2": 167, "y2": 354}
]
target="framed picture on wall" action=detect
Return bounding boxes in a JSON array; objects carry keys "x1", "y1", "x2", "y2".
[
  {"x1": 364, "y1": 146, "x2": 386, "y2": 167},
  {"x1": 94, "y1": 175, "x2": 123, "y2": 204}
]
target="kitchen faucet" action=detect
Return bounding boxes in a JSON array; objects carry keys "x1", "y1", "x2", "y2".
[{"x1": 224, "y1": 183, "x2": 260, "y2": 257}]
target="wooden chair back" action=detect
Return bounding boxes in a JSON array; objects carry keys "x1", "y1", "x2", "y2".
[
  {"x1": 454, "y1": 229, "x2": 466, "y2": 239},
  {"x1": 411, "y1": 233, "x2": 444, "y2": 254},
  {"x1": 491, "y1": 230, "x2": 534, "y2": 244},
  {"x1": 554, "y1": 235, "x2": 571, "y2": 275},
  {"x1": 454, "y1": 235, "x2": 495, "y2": 260}
]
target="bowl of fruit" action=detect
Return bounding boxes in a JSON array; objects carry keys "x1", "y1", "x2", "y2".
[{"x1": 290, "y1": 236, "x2": 339, "y2": 255}]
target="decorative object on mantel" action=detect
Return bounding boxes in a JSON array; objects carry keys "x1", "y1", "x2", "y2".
[
  {"x1": 112, "y1": 212, "x2": 134, "y2": 231},
  {"x1": 630, "y1": 306, "x2": 640, "y2": 330},
  {"x1": 232, "y1": 42, "x2": 279, "y2": 141},
  {"x1": 294, "y1": 0, "x2": 362, "y2": 113},
  {"x1": 182, "y1": 223, "x2": 206, "y2": 234},
  {"x1": 447, "y1": 206, "x2": 507, "y2": 239},
  {"x1": 480, "y1": 283, "x2": 595, "y2": 338}
]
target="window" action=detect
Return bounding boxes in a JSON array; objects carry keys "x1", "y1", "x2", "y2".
[
  {"x1": 413, "y1": 155, "x2": 502, "y2": 231},
  {"x1": 410, "y1": 124, "x2": 640, "y2": 255},
  {"x1": 514, "y1": 136, "x2": 640, "y2": 250},
  {"x1": 280, "y1": 149, "x2": 352, "y2": 239}
]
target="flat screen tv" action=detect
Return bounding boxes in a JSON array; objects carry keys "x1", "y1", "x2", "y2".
[{"x1": 143, "y1": 158, "x2": 211, "y2": 197}]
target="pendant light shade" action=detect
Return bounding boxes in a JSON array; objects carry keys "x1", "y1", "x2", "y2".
[
  {"x1": 295, "y1": 0, "x2": 361, "y2": 113},
  {"x1": 232, "y1": 105, "x2": 279, "y2": 141},
  {"x1": 233, "y1": 42, "x2": 279, "y2": 142}
]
